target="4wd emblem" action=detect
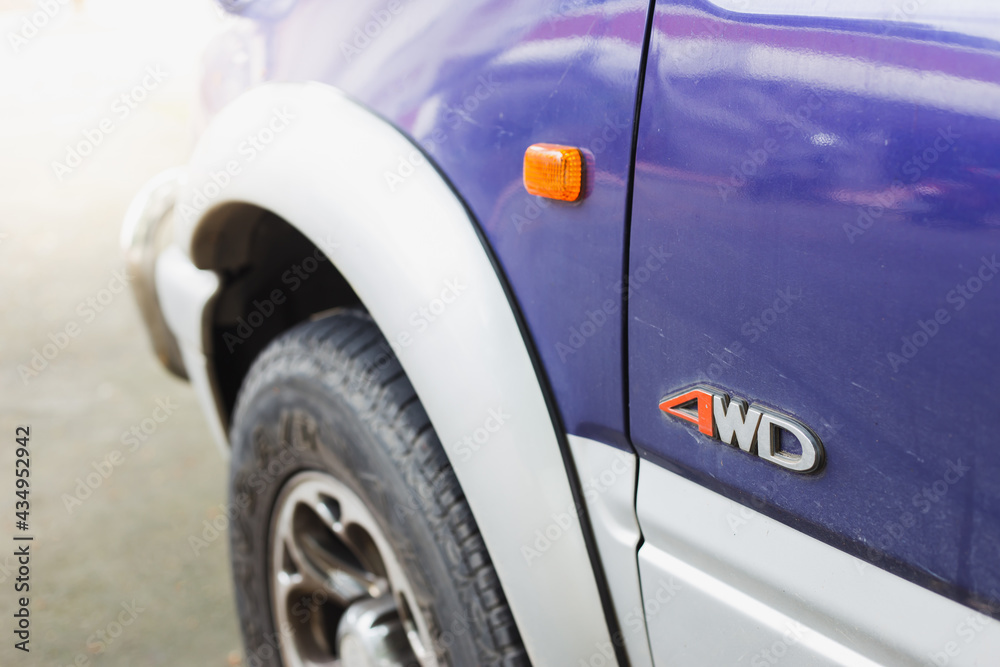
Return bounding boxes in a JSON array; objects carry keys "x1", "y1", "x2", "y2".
[{"x1": 659, "y1": 385, "x2": 824, "y2": 474}]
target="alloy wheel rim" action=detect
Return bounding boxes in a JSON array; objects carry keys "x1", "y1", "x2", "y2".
[{"x1": 269, "y1": 471, "x2": 438, "y2": 667}]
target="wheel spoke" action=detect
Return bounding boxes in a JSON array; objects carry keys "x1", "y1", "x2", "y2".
[
  {"x1": 299, "y1": 531, "x2": 390, "y2": 602},
  {"x1": 274, "y1": 541, "x2": 306, "y2": 602}
]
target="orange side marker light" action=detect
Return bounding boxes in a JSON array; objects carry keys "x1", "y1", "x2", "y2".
[{"x1": 523, "y1": 143, "x2": 584, "y2": 202}]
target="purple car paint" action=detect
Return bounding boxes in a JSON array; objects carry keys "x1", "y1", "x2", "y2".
[
  {"x1": 629, "y1": 0, "x2": 1000, "y2": 615},
  {"x1": 204, "y1": 0, "x2": 652, "y2": 452}
]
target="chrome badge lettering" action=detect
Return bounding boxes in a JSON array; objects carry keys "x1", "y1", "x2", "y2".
[{"x1": 659, "y1": 385, "x2": 824, "y2": 473}]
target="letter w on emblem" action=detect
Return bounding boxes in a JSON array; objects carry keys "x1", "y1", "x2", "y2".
[{"x1": 713, "y1": 394, "x2": 762, "y2": 453}]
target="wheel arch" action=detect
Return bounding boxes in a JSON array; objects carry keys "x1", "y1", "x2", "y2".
[
  {"x1": 190, "y1": 202, "x2": 361, "y2": 428},
  {"x1": 162, "y1": 82, "x2": 616, "y2": 666}
]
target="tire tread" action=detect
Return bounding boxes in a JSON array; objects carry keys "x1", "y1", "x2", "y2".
[{"x1": 231, "y1": 309, "x2": 530, "y2": 667}]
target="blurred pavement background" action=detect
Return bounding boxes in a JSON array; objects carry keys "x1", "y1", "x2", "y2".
[{"x1": 0, "y1": 0, "x2": 247, "y2": 664}]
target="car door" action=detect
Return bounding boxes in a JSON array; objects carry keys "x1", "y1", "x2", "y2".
[{"x1": 627, "y1": 1, "x2": 1000, "y2": 664}]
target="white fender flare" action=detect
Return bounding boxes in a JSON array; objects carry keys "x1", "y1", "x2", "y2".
[{"x1": 158, "y1": 82, "x2": 614, "y2": 665}]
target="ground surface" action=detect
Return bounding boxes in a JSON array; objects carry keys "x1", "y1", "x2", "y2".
[{"x1": 0, "y1": 1, "x2": 246, "y2": 664}]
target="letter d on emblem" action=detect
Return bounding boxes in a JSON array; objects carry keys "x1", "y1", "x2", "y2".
[{"x1": 756, "y1": 411, "x2": 824, "y2": 473}]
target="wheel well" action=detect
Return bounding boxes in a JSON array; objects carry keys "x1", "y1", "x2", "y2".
[{"x1": 192, "y1": 203, "x2": 361, "y2": 431}]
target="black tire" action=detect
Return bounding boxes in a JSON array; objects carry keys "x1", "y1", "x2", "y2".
[{"x1": 227, "y1": 308, "x2": 530, "y2": 667}]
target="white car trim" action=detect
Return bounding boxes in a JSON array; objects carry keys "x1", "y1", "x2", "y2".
[
  {"x1": 568, "y1": 435, "x2": 655, "y2": 667},
  {"x1": 154, "y1": 245, "x2": 228, "y2": 454},
  {"x1": 636, "y1": 461, "x2": 1000, "y2": 666},
  {"x1": 158, "y1": 82, "x2": 613, "y2": 666}
]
